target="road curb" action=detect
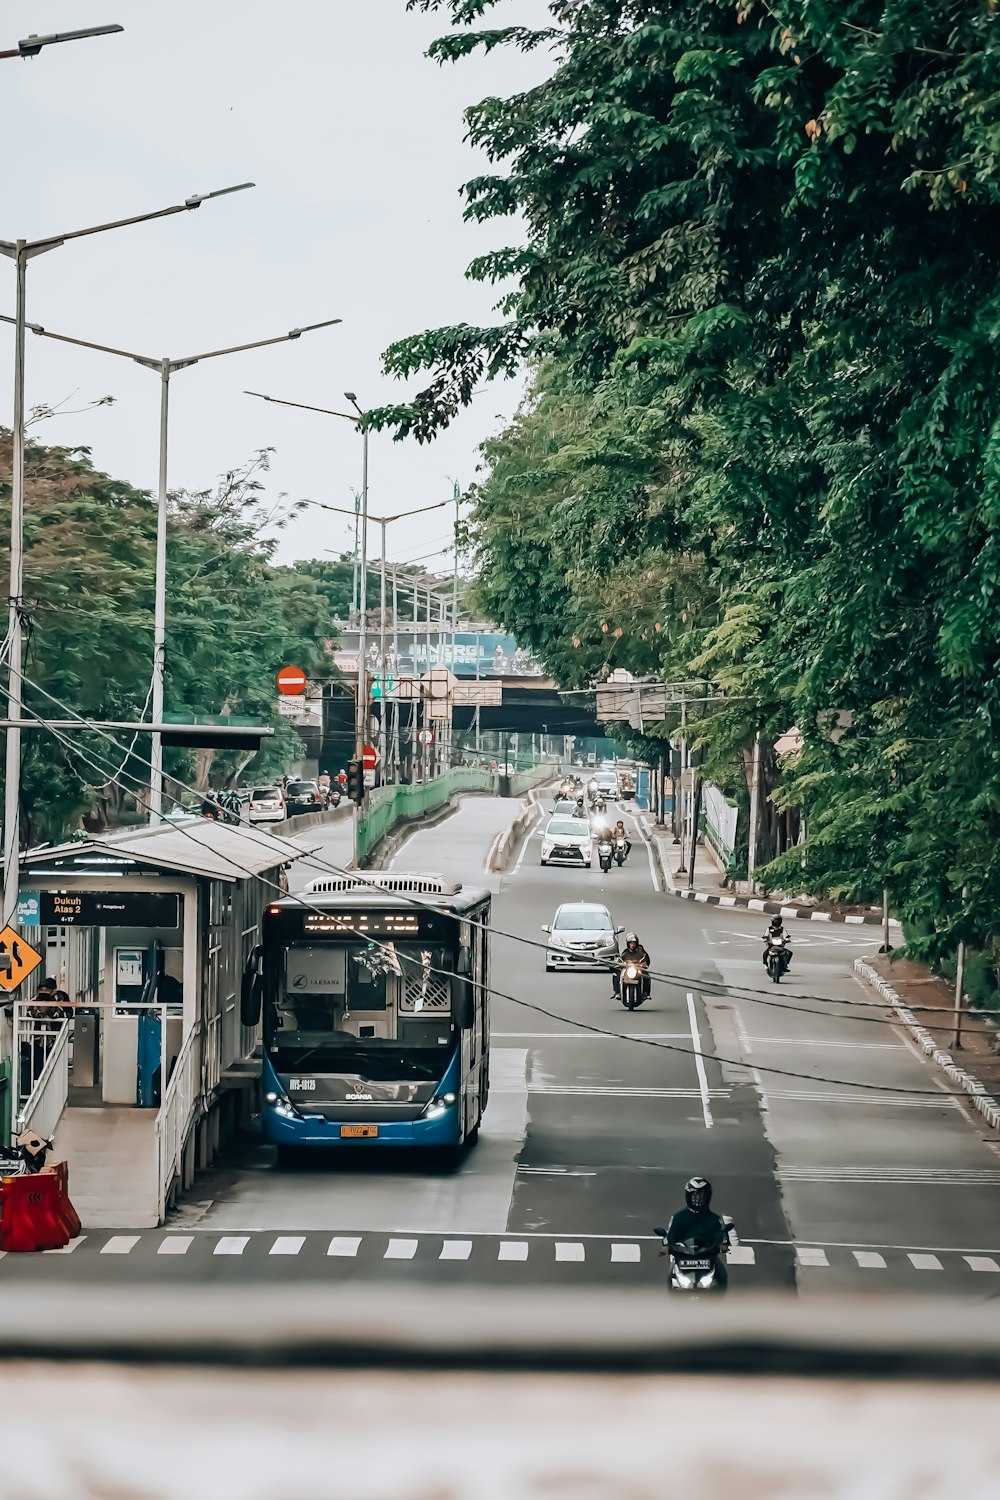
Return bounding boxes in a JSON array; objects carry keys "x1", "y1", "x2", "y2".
[
  {"x1": 666, "y1": 885, "x2": 901, "y2": 928},
  {"x1": 854, "y1": 958, "x2": 1000, "y2": 1132},
  {"x1": 489, "y1": 784, "x2": 555, "y2": 873}
]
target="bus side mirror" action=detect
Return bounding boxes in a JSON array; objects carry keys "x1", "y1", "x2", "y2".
[
  {"x1": 452, "y1": 976, "x2": 475, "y2": 1030},
  {"x1": 241, "y1": 946, "x2": 263, "y2": 1027}
]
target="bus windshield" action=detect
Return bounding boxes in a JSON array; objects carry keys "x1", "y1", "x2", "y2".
[{"x1": 267, "y1": 940, "x2": 456, "y2": 1070}]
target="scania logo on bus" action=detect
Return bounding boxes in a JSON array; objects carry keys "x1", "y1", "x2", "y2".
[{"x1": 346, "y1": 1090, "x2": 374, "y2": 1101}]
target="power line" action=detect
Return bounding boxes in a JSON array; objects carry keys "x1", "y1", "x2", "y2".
[{"x1": 14, "y1": 691, "x2": 995, "y2": 1094}]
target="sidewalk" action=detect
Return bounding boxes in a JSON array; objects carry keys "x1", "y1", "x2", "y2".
[
  {"x1": 636, "y1": 810, "x2": 898, "y2": 929},
  {"x1": 861, "y1": 952, "x2": 1000, "y2": 1104}
]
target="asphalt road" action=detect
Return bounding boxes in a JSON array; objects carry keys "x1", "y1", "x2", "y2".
[{"x1": 9, "y1": 794, "x2": 1000, "y2": 1293}]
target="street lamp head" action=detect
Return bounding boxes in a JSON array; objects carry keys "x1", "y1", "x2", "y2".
[
  {"x1": 287, "y1": 318, "x2": 342, "y2": 339},
  {"x1": 184, "y1": 182, "x2": 255, "y2": 211},
  {"x1": 18, "y1": 24, "x2": 124, "y2": 57},
  {"x1": 344, "y1": 391, "x2": 357, "y2": 403}
]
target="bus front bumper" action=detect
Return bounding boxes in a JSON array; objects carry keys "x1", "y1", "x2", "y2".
[{"x1": 262, "y1": 1102, "x2": 461, "y2": 1147}]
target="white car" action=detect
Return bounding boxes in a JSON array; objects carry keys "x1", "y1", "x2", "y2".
[
  {"x1": 540, "y1": 816, "x2": 593, "y2": 867},
  {"x1": 247, "y1": 785, "x2": 286, "y2": 824},
  {"x1": 593, "y1": 770, "x2": 619, "y2": 799},
  {"x1": 542, "y1": 902, "x2": 622, "y2": 971}
]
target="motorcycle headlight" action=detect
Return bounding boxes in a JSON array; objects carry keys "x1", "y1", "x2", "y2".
[
  {"x1": 673, "y1": 1267, "x2": 695, "y2": 1289},
  {"x1": 698, "y1": 1270, "x2": 717, "y2": 1288}
]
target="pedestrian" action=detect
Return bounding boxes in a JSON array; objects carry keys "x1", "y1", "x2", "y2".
[{"x1": 337, "y1": 767, "x2": 348, "y2": 790}]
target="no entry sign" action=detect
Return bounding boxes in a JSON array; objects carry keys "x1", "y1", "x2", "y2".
[
  {"x1": 277, "y1": 664, "x2": 307, "y2": 697},
  {"x1": 362, "y1": 743, "x2": 379, "y2": 771}
]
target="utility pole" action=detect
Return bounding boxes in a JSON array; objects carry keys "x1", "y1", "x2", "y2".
[
  {"x1": 952, "y1": 885, "x2": 969, "y2": 1050},
  {"x1": 676, "y1": 697, "x2": 688, "y2": 872},
  {"x1": 747, "y1": 729, "x2": 762, "y2": 893},
  {"x1": 350, "y1": 490, "x2": 361, "y2": 619}
]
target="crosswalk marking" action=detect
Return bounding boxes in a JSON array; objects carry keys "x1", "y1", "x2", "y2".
[
  {"x1": 384, "y1": 1238, "x2": 418, "y2": 1260},
  {"x1": 498, "y1": 1241, "x2": 529, "y2": 1261},
  {"x1": 908, "y1": 1253, "x2": 942, "y2": 1271},
  {"x1": 101, "y1": 1235, "x2": 140, "y2": 1255},
  {"x1": 853, "y1": 1251, "x2": 886, "y2": 1268},
  {"x1": 963, "y1": 1256, "x2": 1000, "y2": 1273},
  {"x1": 797, "y1": 1247, "x2": 829, "y2": 1267},
  {"x1": 270, "y1": 1236, "x2": 305, "y2": 1256},
  {"x1": 213, "y1": 1236, "x2": 249, "y2": 1256},
  {"x1": 610, "y1": 1243, "x2": 641, "y2": 1263},
  {"x1": 157, "y1": 1237, "x2": 193, "y2": 1256},
  {"x1": 727, "y1": 1246, "x2": 756, "y2": 1265},
  {"x1": 43, "y1": 1235, "x2": 86, "y2": 1254},
  {"x1": 439, "y1": 1240, "x2": 472, "y2": 1261},
  {"x1": 554, "y1": 1242, "x2": 585, "y2": 1263},
  {"x1": 328, "y1": 1236, "x2": 361, "y2": 1258}
]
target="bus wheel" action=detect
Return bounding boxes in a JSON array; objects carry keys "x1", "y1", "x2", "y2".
[
  {"x1": 275, "y1": 1145, "x2": 301, "y2": 1170},
  {"x1": 466, "y1": 1123, "x2": 481, "y2": 1148}
]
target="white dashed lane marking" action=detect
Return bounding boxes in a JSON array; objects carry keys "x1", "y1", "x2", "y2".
[
  {"x1": 101, "y1": 1236, "x2": 140, "y2": 1255},
  {"x1": 213, "y1": 1236, "x2": 249, "y2": 1256},
  {"x1": 328, "y1": 1236, "x2": 361, "y2": 1258}
]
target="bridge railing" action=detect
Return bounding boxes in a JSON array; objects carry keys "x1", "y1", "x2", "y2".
[{"x1": 356, "y1": 768, "x2": 493, "y2": 865}]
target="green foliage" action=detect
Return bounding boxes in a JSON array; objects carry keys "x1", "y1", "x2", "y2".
[
  {"x1": 0, "y1": 434, "x2": 334, "y2": 840},
  {"x1": 382, "y1": 0, "x2": 1000, "y2": 980}
]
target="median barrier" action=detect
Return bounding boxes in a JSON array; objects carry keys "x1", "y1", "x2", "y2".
[
  {"x1": 0, "y1": 1172, "x2": 70, "y2": 1252},
  {"x1": 489, "y1": 784, "x2": 555, "y2": 872},
  {"x1": 46, "y1": 1160, "x2": 81, "y2": 1241}
]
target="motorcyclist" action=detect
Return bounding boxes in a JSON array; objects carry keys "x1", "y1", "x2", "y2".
[
  {"x1": 664, "y1": 1177, "x2": 731, "y2": 1287},
  {"x1": 613, "y1": 931, "x2": 650, "y2": 1000},
  {"x1": 613, "y1": 819, "x2": 632, "y2": 859},
  {"x1": 762, "y1": 914, "x2": 792, "y2": 973}
]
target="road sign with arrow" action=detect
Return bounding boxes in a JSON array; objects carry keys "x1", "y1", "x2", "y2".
[{"x1": 0, "y1": 925, "x2": 43, "y2": 992}]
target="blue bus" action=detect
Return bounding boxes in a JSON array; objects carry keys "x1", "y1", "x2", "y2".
[{"x1": 241, "y1": 873, "x2": 491, "y2": 1164}]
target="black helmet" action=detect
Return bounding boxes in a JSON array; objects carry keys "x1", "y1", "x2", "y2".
[
  {"x1": 769, "y1": 915, "x2": 784, "y2": 930},
  {"x1": 684, "y1": 1176, "x2": 712, "y2": 1211}
]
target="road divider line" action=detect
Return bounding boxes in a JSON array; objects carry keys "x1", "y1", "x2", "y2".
[{"x1": 686, "y1": 991, "x2": 714, "y2": 1129}]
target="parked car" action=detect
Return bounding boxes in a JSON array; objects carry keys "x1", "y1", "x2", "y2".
[
  {"x1": 247, "y1": 786, "x2": 286, "y2": 824},
  {"x1": 542, "y1": 902, "x2": 622, "y2": 972},
  {"x1": 539, "y1": 816, "x2": 593, "y2": 867},
  {"x1": 284, "y1": 780, "x2": 323, "y2": 814}
]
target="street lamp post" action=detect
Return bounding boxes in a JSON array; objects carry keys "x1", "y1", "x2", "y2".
[
  {"x1": 0, "y1": 182, "x2": 253, "y2": 922},
  {"x1": 4, "y1": 316, "x2": 342, "y2": 820}
]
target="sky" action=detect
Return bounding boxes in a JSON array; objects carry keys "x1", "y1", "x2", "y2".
[{"x1": 1, "y1": 0, "x2": 551, "y2": 575}]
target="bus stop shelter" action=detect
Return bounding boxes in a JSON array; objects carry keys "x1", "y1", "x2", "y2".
[{"x1": 8, "y1": 819, "x2": 319, "y2": 1226}]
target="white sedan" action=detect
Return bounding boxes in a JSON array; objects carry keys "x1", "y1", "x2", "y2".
[
  {"x1": 542, "y1": 902, "x2": 622, "y2": 971},
  {"x1": 539, "y1": 816, "x2": 593, "y2": 867}
]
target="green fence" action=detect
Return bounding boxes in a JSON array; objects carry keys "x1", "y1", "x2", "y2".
[
  {"x1": 355, "y1": 763, "x2": 558, "y2": 866},
  {"x1": 356, "y1": 768, "x2": 491, "y2": 865}
]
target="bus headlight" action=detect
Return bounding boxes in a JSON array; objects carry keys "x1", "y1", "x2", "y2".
[
  {"x1": 265, "y1": 1090, "x2": 301, "y2": 1120},
  {"x1": 424, "y1": 1092, "x2": 457, "y2": 1120}
]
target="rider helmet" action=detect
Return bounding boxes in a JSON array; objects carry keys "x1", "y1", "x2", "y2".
[
  {"x1": 684, "y1": 1176, "x2": 712, "y2": 1212},
  {"x1": 625, "y1": 931, "x2": 639, "y2": 947}
]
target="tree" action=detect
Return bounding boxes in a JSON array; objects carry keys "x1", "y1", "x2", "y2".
[
  {"x1": 0, "y1": 433, "x2": 335, "y2": 839},
  {"x1": 375, "y1": 0, "x2": 1000, "y2": 985}
]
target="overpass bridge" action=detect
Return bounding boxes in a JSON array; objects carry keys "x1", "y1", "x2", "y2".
[{"x1": 314, "y1": 622, "x2": 602, "y2": 768}]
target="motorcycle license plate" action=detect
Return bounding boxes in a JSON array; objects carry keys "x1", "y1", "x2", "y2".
[
  {"x1": 340, "y1": 1125, "x2": 378, "y2": 1139},
  {"x1": 678, "y1": 1259, "x2": 712, "y2": 1271}
]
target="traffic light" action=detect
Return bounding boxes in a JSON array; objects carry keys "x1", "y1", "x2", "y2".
[{"x1": 346, "y1": 758, "x2": 364, "y2": 805}]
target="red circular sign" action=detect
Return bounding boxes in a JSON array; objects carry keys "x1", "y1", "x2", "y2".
[
  {"x1": 276, "y1": 665, "x2": 307, "y2": 696},
  {"x1": 362, "y1": 744, "x2": 378, "y2": 770}
]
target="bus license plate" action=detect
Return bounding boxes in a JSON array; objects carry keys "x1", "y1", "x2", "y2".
[{"x1": 341, "y1": 1125, "x2": 378, "y2": 1139}]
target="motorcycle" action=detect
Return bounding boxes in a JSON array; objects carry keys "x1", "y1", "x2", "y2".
[
  {"x1": 619, "y1": 957, "x2": 647, "y2": 1010},
  {"x1": 653, "y1": 1219, "x2": 736, "y2": 1294},
  {"x1": 614, "y1": 836, "x2": 628, "y2": 866},
  {"x1": 0, "y1": 1129, "x2": 53, "y2": 1177},
  {"x1": 597, "y1": 838, "x2": 613, "y2": 873},
  {"x1": 765, "y1": 934, "x2": 789, "y2": 983}
]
